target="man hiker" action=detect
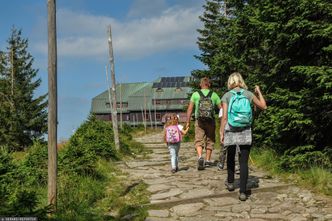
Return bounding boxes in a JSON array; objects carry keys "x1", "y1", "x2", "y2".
[{"x1": 186, "y1": 77, "x2": 222, "y2": 170}]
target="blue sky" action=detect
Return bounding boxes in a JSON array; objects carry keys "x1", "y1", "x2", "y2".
[{"x1": 0, "y1": 0, "x2": 206, "y2": 140}]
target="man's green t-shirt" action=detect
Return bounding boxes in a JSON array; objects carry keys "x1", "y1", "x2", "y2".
[{"x1": 190, "y1": 89, "x2": 221, "y2": 119}]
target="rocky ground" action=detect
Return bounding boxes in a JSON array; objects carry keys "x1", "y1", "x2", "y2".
[{"x1": 118, "y1": 132, "x2": 332, "y2": 221}]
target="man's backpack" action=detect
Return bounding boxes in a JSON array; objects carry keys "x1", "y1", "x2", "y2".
[
  {"x1": 228, "y1": 89, "x2": 252, "y2": 127},
  {"x1": 197, "y1": 90, "x2": 214, "y2": 120},
  {"x1": 165, "y1": 125, "x2": 182, "y2": 143}
]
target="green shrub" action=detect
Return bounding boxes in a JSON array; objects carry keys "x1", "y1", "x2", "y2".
[
  {"x1": 70, "y1": 115, "x2": 118, "y2": 159},
  {"x1": 279, "y1": 145, "x2": 331, "y2": 171},
  {"x1": 59, "y1": 143, "x2": 98, "y2": 176},
  {"x1": 0, "y1": 148, "x2": 47, "y2": 218},
  {"x1": 59, "y1": 115, "x2": 119, "y2": 176},
  {"x1": 19, "y1": 141, "x2": 48, "y2": 186},
  {"x1": 53, "y1": 115, "x2": 149, "y2": 219},
  {"x1": 55, "y1": 174, "x2": 105, "y2": 220}
]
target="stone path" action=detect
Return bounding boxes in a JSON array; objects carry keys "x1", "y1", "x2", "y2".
[{"x1": 119, "y1": 132, "x2": 332, "y2": 221}]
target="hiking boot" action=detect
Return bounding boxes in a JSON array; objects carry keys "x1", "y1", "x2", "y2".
[
  {"x1": 239, "y1": 193, "x2": 247, "y2": 201},
  {"x1": 225, "y1": 182, "x2": 235, "y2": 191},
  {"x1": 197, "y1": 157, "x2": 205, "y2": 170},
  {"x1": 205, "y1": 160, "x2": 214, "y2": 167}
]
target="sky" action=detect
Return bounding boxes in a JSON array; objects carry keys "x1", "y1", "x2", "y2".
[{"x1": 0, "y1": 0, "x2": 206, "y2": 141}]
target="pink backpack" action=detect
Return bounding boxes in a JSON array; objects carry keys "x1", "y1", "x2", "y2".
[{"x1": 165, "y1": 125, "x2": 182, "y2": 143}]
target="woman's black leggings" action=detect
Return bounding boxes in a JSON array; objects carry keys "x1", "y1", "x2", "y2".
[{"x1": 227, "y1": 145, "x2": 251, "y2": 193}]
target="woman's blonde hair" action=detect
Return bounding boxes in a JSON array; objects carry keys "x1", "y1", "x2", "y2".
[{"x1": 227, "y1": 72, "x2": 248, "y2": 90}]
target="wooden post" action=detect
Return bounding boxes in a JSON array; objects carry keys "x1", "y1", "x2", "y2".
[
  {"x1": 141, "y1": 106, "x2": 145, "y2": 128},
  {"x1": 149, "y1": 106, "x2": 153, "y2": 128},
  {"x1": 144, "y1": 88, "x2": 147, "y2": 133},
  {"x1": 119, "y1": 83, "x2": 123, "y2": 129},
  {"x1": 47, "y1": 0, "x2": 57, "y2": 211},
  {"x1": 154, "y1": 95, "x2": 157, "y2": 129},
  {"x1": 107, "y1": 25, "x2": 120, "y2": 150}
]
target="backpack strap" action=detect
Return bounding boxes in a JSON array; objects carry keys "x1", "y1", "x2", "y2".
[
  {"x1": 228, "y1": 90, "x2": 240, "y2": 113},
  {"x1": 197, "y1": 90, "x2": 205, "y2": 98},
  {"x1": 177, "y1": 125, "x2": 182, "y2": 141},
  {"x1": 207, "y1": 90, "x2": 213, "y2": 98},
  {"x1": 230, "y1": 89, "x2": 244, "y2": 95},
  {"x1": 197, "y1": 90, "x2": 213, "y2": 98}
]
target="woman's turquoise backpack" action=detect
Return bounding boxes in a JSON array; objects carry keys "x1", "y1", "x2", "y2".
[{"x1": 228, "y1": 89, "x2": 252, "y2": 127}]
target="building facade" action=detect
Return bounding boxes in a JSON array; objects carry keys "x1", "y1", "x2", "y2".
[{"x1": 91, "y1": 76, "x2": 192, "y2": 126}]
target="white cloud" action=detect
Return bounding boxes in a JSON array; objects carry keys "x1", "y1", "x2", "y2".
[{"x1": 33, "y1": 4, "x2": 203, "y2": 60}]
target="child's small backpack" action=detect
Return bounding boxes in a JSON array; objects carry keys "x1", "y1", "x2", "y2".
[
  {"x1": 165, "y1": 125, "x2": 182, "y2": 143},
  {"x1": 228, "y1": 89, "x2": 252, "y2": 127},
  {"x1": 197, "y1": 90, "x2": 214, "y2": 120}
]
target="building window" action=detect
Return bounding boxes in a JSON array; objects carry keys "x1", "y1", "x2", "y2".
[
  {"x1": 105, "y1": 102, "x2": 111, "y2": 109},
  {"x1": 156, "y1": 88, "x2": 163, "y2": 92},
  {"x1": 117, "y1": 102, "x2": 128, "y2": 108},
  {"x1": 156, "y1": 113, "x2": 161, "y2": 120}
]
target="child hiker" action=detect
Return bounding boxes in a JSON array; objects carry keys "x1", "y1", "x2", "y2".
[{"x1": 164, "y1": 113, "x2": 189, "y2": 173}]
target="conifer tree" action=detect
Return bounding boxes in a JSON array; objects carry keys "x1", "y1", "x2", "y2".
[
  {"x1": 0, "y1": 28, "x2": 47, "y2": 150},
  {"x1": 192, "y1": 0, "x2": 227, "y2": 91},
  {"x1": 193, "y1": 0, "x2": 332, "y2": 167},
  {"x1": 242, "y1": 0, "x2": 332, "y2": 157}
]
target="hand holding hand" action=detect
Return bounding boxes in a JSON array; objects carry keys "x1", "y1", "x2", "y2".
[{"x1": 186, "y1": 122, "x2": 190, "y2": 130}]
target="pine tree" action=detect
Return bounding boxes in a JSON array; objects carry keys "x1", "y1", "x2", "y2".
[
  {"x1": 192, "y1": 0, "x2": 228, "y2": 92},
  {"x1": 0, "y1": 28, "x2": 47, "y2": 150},
  {"x1": 193, "y1": 0, "x2": 332, "y2": 168},
  {"x1": 193, "y1": 0, "x2": 252, "y2": 93},
  {"x1": 243, "y1": 0, "x2": 332, "y2": 156}
]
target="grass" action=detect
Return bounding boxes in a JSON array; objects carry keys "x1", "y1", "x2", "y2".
[
  {"x1": 93, "y1": 160, "x2": 150, "y2": 221},
  {"x1": 297, "y1": 167, "x2": 332, "y2": 196},
  {"x1": 250, "y1": 148, "x2": 332, "y2": 197},
  {"x1": 50, "y1": 158, "x2": 149, "y2": 221}
]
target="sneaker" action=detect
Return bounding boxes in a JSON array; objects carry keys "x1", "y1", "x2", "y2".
[
  {"x1": 225, "y1": 182, "x2": 235, "y2": 191},
  {"x1": 205, "y1": 160, "x2": 214, "y2": 167},
  {"x1": 217, "y1": 162, "x2": 224, "y2": 170},
  {"x1": 239, "y1": 193, "x2": 247, "y2": 201},
  {"x1": 197, "y1": 157, "x2": 205, "y2": 170},
  {"x1": 235, "y1": 165, "x2": 240, "y2": 174}
]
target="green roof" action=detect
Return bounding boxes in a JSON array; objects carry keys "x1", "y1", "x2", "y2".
[
  {"x1": 91, "y1": 82, "x2": 150, "y2": 113},
  {"x1": 91, "y1": 76, "x2": 192, "y2": 114}
]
